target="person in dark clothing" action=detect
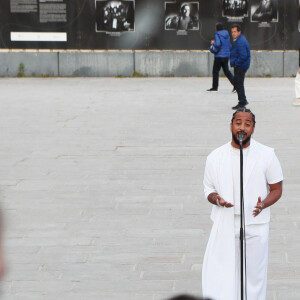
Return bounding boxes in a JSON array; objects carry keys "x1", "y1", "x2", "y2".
[
  {"x1": 230, "y1": 24, "x2": 251, "y2": 110},
  {"x1": 207, "y1": 23, "x2": 234, "y2": 92}
]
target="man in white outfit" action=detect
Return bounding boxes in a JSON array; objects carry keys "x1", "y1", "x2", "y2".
[
  {"x1": 202, "y1": 108, "x2": 283, "y2": 300},
  {"x1": 294, "y1": 67, "x2": 300, "y2": 106}
]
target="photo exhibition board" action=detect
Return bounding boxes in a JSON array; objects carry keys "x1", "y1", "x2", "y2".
[{"x1": 0, "y1": 0, "x2": 299, "y2": 50}]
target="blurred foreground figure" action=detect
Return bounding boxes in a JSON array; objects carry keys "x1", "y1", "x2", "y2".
[
  {"x1": 0, "y1": 213, "x2": 4, "y2": 279},
  {"x1": 167, "y1": 295, "x2": 212, "y2": 300},
  {"x1": 293, "y1": 67, "x2": 300, "y2": 106}
]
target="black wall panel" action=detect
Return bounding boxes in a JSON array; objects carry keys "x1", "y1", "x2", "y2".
[{"x1": 0, "y1": 0, "x2": 299, "y2": 50}]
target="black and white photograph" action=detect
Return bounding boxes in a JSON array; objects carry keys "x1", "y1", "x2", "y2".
[
  {"x1": 250, "y1": 0, "x2": 278, "y2": 23},
  {"x1": 165, "y1": 2, "x2": 199, "y2": 31},
  {"x1": 222, "y1": 0, "x2": 248, "y2": 18},
  {"x1": 95, "y1": 0, "x2": 134, "y2": 33}
]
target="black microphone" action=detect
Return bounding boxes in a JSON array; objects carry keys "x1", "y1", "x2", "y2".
[{"x1": 238, "y1": 131, "x2": 245, "y2": 145}]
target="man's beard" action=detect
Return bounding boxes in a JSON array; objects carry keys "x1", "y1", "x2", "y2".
[{"x1": 232, "y1": 132, "x2": 251, "y2": 146}]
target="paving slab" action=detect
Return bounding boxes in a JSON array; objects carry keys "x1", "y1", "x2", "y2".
[{"x1": 0, "y1": 77, "x2": 299, "y2": 299}]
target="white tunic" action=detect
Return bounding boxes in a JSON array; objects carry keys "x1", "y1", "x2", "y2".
[{"x1": 202, "y1": 139, "x2": 283, "y2": 300}]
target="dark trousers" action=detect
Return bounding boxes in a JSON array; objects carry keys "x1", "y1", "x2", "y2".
[
  {"x1": 212, "y1": 57, "x2": 234, "y2": 89},
  {"x1": 234, "y1": 66, "x2": 247, "y2": 104}
]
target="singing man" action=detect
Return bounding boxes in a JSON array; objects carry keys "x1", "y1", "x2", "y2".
[{"x1": 202, "y1": 107, "x2": 283, "y2": 300}]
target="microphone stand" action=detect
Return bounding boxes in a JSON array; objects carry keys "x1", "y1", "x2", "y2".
[{"x1": 239, "y1": 140, "x2": 246, "y2": 300}]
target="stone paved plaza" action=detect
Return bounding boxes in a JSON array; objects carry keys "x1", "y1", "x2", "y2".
[{"x1": 0, "y1": 77, "x2": 299, "y2": 300}]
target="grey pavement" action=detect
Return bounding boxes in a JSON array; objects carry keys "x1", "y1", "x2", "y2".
[{"x1": 0, "y1": 77, "x2": 299, "y2": 300}]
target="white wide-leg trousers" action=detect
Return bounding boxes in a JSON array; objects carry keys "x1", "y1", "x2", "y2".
[{"x1": 234, "y1": 215, "x2": 269, "y2": 300}]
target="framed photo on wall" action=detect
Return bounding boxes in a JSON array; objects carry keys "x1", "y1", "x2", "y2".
[
  {"x1": 165, "y1": 1, "x2": 199, "y2": 31},
  {"x1": 250, "y1": 0, "x2": 278, "y2": 23},
  {"x1": 95, "y1": 0, "x2": 135, "y2": 33}
]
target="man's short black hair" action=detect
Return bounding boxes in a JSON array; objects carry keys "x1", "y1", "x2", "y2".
[
  {"x1": 216, "y1": 23, "x2": 224, "y2": 31},
  {"x1": 231, "y1": 23, "x2": 241, "y2": 32},
  {"x1": 231, "y1": 107, "x2": 256, "y2": 125}
]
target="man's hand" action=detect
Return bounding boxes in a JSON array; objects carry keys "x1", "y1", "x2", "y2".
[
  {"x1": 218, "y1": 196, "x2": 234, "y2": 208},
  {"x1": 211, "y1": 39, "x2": 215, "y2": 45},
  {"x1": 252, "y1": 181, "x2": 282, "y2": 217},
  {"x1": 208, "y1": 193, "x2": 233, "y2": 208},
  {"x1": 253, "y1": 196, "x2": 264, "y2": 217},
  {"x1": 216, "y1": 194, "x2": 234, "y2": 208}
]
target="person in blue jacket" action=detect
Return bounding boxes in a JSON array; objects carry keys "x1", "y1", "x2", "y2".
[
  {"x1": 230, "y1": 24, "x2": 251, "y2": 110},
  {"x1": 207, "y1": 23, "x2": 234, "y2": 92}
]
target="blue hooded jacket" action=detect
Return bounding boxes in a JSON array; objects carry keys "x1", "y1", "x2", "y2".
[
  {"x1": 209, "y1": 30, "x2": 231, "y2": 58},
  {"x1": 230, "y1": 34, "x2": 251, "y2": 71}
]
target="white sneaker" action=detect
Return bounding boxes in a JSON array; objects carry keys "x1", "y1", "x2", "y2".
[{"x1": 293, "y1": 99, "x2": 300, "y2": 106}]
